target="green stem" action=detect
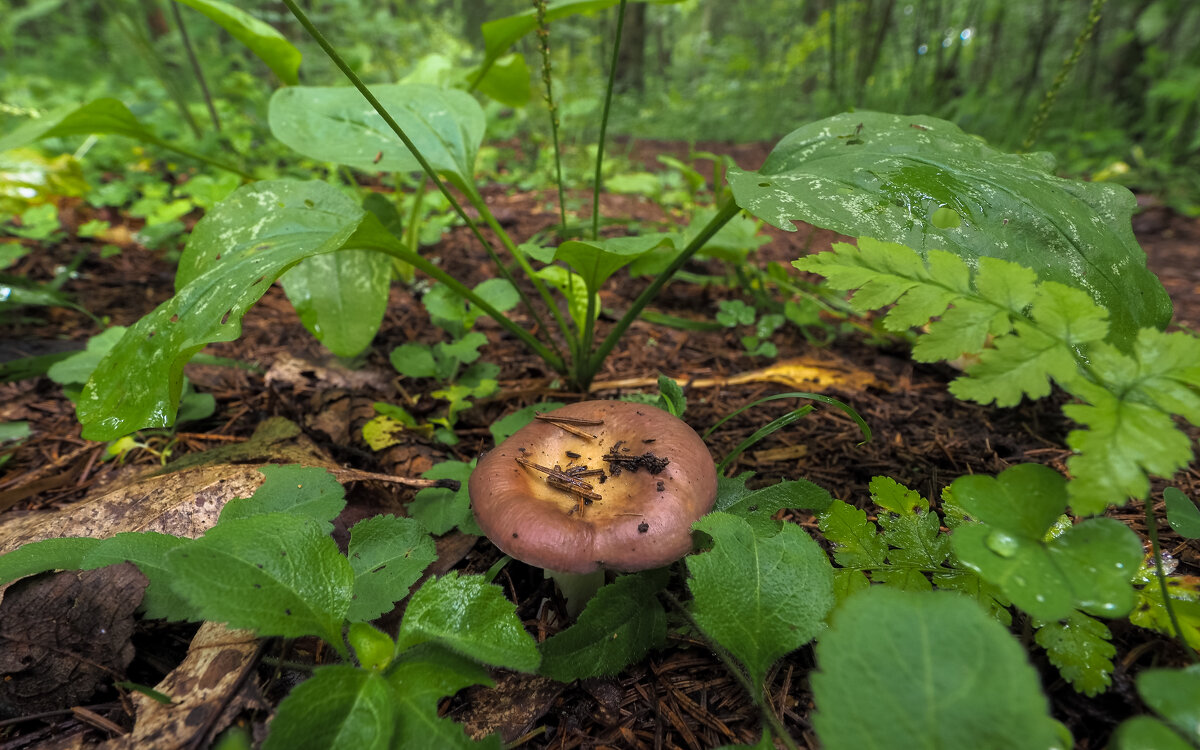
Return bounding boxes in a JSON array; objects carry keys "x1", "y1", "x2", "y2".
[
  {"x1": 532, "y1": 0, "x2": 568, "y2": 235},
  {"x1": 169, "y1": 1, "x2": 221, "y2": 133},
  {"x1": 660, "y1": 590, "x2": 799, "y2": 750},
  {"x1": 1021, "y1": 0, "x2": 1105, "y2": 151},
  {"x1": 1144, "y1": 499, "x2": 1200, "y2": 664},
  {"x1": 591, "y1": 0, "x2": 627, "y2": 241},
  {"x1": 471, "y1": 197, "x2": 572, "y2": 363},
  {"x1": 585, "y1": 199, "x2": 741, "y2": 384},
  {"x1": 279, "y1": 0, "x2": 554, "y2": 341},
  {"x1": 144, "y1": 135, "x2": 254, "y2": 180}
]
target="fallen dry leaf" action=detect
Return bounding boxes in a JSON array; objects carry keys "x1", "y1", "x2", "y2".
[{"x1": 589, "y1": 355, "x2": 881, "y2": 394}]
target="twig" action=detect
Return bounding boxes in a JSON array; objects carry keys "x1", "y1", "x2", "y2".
[
  {"x1": 330, "y1": 468, "x2": 460, "y2": 492},
  {"x1": 535, "y1": 412, "x2": 603, "y2": 439},
  {"x1": 516, "y1": 457, "x2": 602, "y2": 503}
]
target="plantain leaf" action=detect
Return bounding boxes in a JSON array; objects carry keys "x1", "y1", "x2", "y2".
[
  {"x1": 0, "y1": 99, "x2": 159, "y2": 152},
  {"x1": 268, "y1": 84, "x2": 485, "y2": 195},
  {"x1": 731, "y1": 111, "x2": 1171, "y2": 347},
  {"x1": 79, "y1": 179, "x2": 385, "y2": 440},
  {"x1": 173, "y1": 0, "x2": 300, "y2": 85},
  {"x1": 279, "y1": 250, "x2": 392, "y2": 357}
]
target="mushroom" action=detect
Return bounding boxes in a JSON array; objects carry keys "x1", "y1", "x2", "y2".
[{"x1": 469, "y1": 400, "x2": 718, "y2": 615}]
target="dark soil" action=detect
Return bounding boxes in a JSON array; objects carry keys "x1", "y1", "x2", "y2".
[{"x1": 1, "y1": 142, "x2": 1198, "y2": 749}]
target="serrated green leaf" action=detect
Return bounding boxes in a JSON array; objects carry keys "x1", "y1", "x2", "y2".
[
  {"x1": 81, "y1": 532, "x2": 195, "y2": 620},
  {"x1": 0, "y1": 537, "x2": 102, "y2": 585},
  {"x1": 818, "y1": 499, "x2": 888, "y2": 569},
  {"x1": 723, "y1": 478, "x2": 833, "y2": 536},
  {"x1": 812, "y1": 588, "x2": 1064, "y2": 750},
  {"x1": 869, "y1": 475, "x2": 928, "y2": 515},
  {"x1": 1065, "y1": 389, "x2": 1194, "y2": 515},
  {"x1": 219, "y1": 465, "x2": 346, "y2": 528},
  {"x1": 1030, "y1": 281, "x2": 1110, "y2": 345},
  {"x1": 396, "y1": 572, "x2": 540, "y2": 671},
  {"x1": 1034, "y1": 611, "x2": 1115, "y2": 697},
  {"x1": 539, "y1": 571, "x2": 667, "y2": 681},
  {"x1": 268, "y1": 85, "x2": 484, "y2": 194},
  {"x1": 913, "y1": 299, "x2": 1006, "y2": 361},
  {"x1": 262, "y1": 666, "x2": 393, "y2": 750},
  {"x1": 713, "y1": 472, "x2": 756, "y2": 512},
  {"x1": 387, "y1": 644, "x2": 499, "y2": 750},
  {"x1": 950, "y1": 322, "x2": 1078, "y2": 406},
  {"x1": 738, "y1": 111, "x2": 1170, "y2": 347},
  {"x1": 409, "y1": 460, "x2": 477, "y2": 536},
  {"x1": 879, "y1": 511, "x2": 950, "y2": 569},
  {"x1": 831, "y1": 568, "x2": 871, "y2": 604},
  {"x1": 280, "y1": 250, "x2": 391, "y2": 357},
  {"x1": 78, "y1": 180, "x2": 374, "y2": 441},
  {"x1": 687, "y1": 513, "x2": 834, "y2": 688},
  {"x1": 1164, "y1": 487, "x2": 1200, "y2": 539},
  {"x1": 346, "y1": 515, "x2": 437, "y2": 622},
  {"x1": 166, "y1": 514, "x2": 353, "y2": 648}
]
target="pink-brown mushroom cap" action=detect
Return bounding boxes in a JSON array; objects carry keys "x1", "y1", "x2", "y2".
[{"x1": 469, "y1": 400, "x2": 718, "y2": 574}]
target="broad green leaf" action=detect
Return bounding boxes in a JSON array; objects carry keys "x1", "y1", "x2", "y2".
[
  {"x1": 173, "y1": 0, "x2": 300, "y2": 85},
  {"x1": 423, "y1": 279, "x2": 519, "y2": 338},
  {"x1": 470, "y1": 53, "x2": 531, "y2": 107},
  {"x1": 346, "y1": 515, "x2": 437, "y2": 622},
  {"x1": 395, "y1": 572, "x2": 540, "y2": 671},
  {"x1": 535, "y1": 264, "x2": 596, "y2": 332},
  {"x1": 723, "y1": 479, "x2": 833, "y2": 536},
  {"x1": 489, "y1": 402, "x2": 567, "y2": 445},
  {"x1": 687, "y1": 513, "x2": 834, "y2": 689},
  {"x1": 539, "y1": 570, "x2": 668, "y2": 681},
  {"x1": 81, "y1": 532, "x2": 195, "y2": 621},
  {"x1": 262, "y1": 666, "x2": 393, "y2": 750},
  {"x1": 1164, "y1": 487, "x2": 1200, "y2": 539},
  {"x1": 45, "y1": 326, "x2": 126, "y2": 385},
  {"x1": 740, "y1": 111, "x2": 1171, "y2": 346},
  {"x1": 408, "y1": 458, "x2": 472, "y2": 535},
  {"x1": 656, "y1": 375, "x2": 686, "y2": 418},
  {"x1": 0, "y1": 537, "x2": 101, "y2": 585},
  {"x1": 166, "y1": 513, "x2": 353, "y2": 648},
  {"x1": 812, "y1": 588, "x2": 1064, "y2": 750},
  {"x1": 1111, "y1": 716, "x2": 1195, "y2": 750},
  {"x1": 950, "y1": 465, "x2": 1144, "y2": 620},
  {"x1": 219, "y1": 465, "x2": 346, "y2": 529},
  {"x1": 818, "y1": 499, "x2": 888, "y2": 569},
  {"x1": 438, "y1": 332, "x2": 488, "y2": 367},
  {"x1": 79, "y1": 180, "x2": 375, "y2": 440},
  {"x1": 387, "y1": 644, "x2": 498, "y2": 750},
  {"x1": 0, "y1": 99, "x2": 158, "y2": 152},
  {"x1": 554, "y1": 234, "x2": 675, "y2": 294},
  {"x1": 348, "y1": 623, "x2": 395, "y2": 671},
  {"x1": 1136, "y1": 665, "x2": 1200, "y2": 740},
  {"x1": 268, "y1": 85, "x2": 485, "y2": 194},
  {"x1": 280, "y1": 250, "x2": 392, "y2": 357},
  {"x1": 390, "y1": 343, "x2": 439, "y2": 379},
  {"x1": 1034, "y1": 611, "x2": 1115, "y2": 697}
]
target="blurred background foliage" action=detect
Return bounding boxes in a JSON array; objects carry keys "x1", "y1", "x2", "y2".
[{"x1": 1, "y1": 0, "x2": 1198, "y2": 213}]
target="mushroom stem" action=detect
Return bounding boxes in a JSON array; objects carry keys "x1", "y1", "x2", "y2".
[{"x1": 546, "y1": 569, "x2": 606, "y2": 618}]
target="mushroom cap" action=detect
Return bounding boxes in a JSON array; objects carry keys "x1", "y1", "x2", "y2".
[{"x1": 469, "y1": 400, "x2": 717, "y2": 574}]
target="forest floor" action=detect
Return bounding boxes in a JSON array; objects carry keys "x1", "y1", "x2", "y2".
[{"x1": 1, "y1": 140, "x2": 1199, "y2": 749}]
